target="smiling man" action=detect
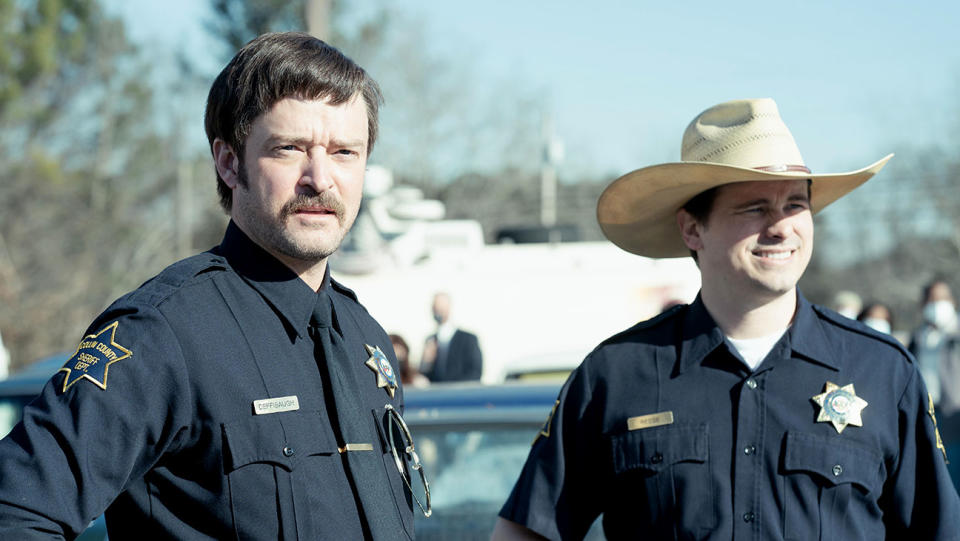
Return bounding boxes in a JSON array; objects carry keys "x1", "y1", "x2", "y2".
[
  {"x1": 493, "y1": 99, "x2": 960, "y2": 540},
  {"x1": 0, "y1": 33, "x2": 417, "y2": 539}
]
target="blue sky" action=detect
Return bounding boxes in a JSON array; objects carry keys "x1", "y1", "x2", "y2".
[{"x1": 108, "y1": 0, "x2": 960, "y2": 180}]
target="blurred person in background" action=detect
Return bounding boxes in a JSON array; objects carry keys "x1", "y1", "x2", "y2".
[
  {"x1": 910, "y1": 279, "x2": 960, "y2": 493},
  {"x1": 420, "y1": 291, "x2": 483, "y2": 382},
  {"x1": 938, "y1": 326, "x2": 960, "y2": 493},
  {"x1": 857, "y1": 302, "x2": 895, "y2": 335},
  {"x1": 0, "y1": 32, "x2": 416, "y2": 539},
  {"x1": 391, "y1": 333, "x2": 429, "y2": 387},
  {"x1": 831, "y1": 289, "x2": 863, "y2": 320},
  {"x1": 493, "y1": 98, "x2": 959, "y2": 540},
  {"x1": 909, "y1": 279, "x2": 958, "y2": 406}
]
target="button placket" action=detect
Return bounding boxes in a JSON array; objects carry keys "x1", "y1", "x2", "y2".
[{"x1": 733, "y1": 371, "x2": 764, "y2": 537}]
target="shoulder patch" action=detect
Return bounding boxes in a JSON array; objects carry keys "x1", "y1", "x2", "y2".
[
  {"x1": 813, "y1": 304, "x2": 912, "y2": 359},
  {"x1": 59, "y1": 321, "x2": 132, "y2": 392}
]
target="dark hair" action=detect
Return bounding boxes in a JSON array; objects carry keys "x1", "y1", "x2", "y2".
[
  {"x1": 922, "y1": 278, "x2": 954, "y2": 304},
  {"x1": 857, "y1": 302, "x2": 894, "y2": 330},
  {"x1": 680, "y1": 187, "x2": 720, "y2": 261},
  {"x1": 204, "y1": 32, "x2": 384, "y2": 212}
]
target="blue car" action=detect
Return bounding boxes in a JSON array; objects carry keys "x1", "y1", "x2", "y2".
[
  {"x1": 0, "y1": 352, "x2": 108, "y2": 540},
  {"x1": 403, "y1": 381, "x2": 605, "y2": 540}
]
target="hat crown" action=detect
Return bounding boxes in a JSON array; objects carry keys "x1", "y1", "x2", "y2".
[{"x1": 680, "y1": 98, "x2": 806, "y2": 171}]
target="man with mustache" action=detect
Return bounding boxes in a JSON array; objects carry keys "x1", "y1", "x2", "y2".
[
  {"x1": 0, "y1": 32, "x2": 416, "y2": 539},
  {"x1": 493, "y1": 98, "x2": 960, "y2": 540}
]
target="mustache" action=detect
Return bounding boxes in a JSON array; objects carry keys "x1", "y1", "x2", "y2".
[{"x1": 280, "y1": 192, "x2": 346, "y2": 221}]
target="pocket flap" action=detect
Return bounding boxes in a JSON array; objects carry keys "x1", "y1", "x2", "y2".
[
  {"x1": 222, "y1": 411, "x2": 336, "y2": 472},
  {"x1": 783, "y1": 431, "x2": 881, "y2": 493},
  {"x1": 611, "y1": 424, "x2": 708, "y2": 474}
]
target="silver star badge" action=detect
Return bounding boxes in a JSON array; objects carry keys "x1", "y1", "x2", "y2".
[
  {"x1": 811, "y1": 381, "x2": 868, "y2": 434},
  {"x1": 364, "y1": 344, "x2": 398, "y2": 398}
]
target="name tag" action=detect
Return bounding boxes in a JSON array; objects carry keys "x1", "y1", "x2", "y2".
[
  {"x1": 253, "y1": 395, "x2": 300, "y2": 415},
  {"x1": 627, "y1": 411, "x2": 674, "y2": 430}
]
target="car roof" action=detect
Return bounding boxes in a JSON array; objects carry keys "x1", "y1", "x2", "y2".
[
  {"x1": 9, "y1": 352, "x2": 69, "y2": 380},
  {"x1": 403, "y1": 381, "x2": 561, "y2": 426}
]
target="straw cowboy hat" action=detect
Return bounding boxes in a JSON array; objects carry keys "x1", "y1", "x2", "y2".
[{"x1": 597, "y1": 98, "x2": 893, "y2": 258}]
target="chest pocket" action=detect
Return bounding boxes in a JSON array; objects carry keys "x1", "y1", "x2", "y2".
[
  {"x1": 609, "y1": 423, "x2": 717, "y2": 535},
  {"x1": 222, "y1": 411, "x2": 338, "y2": 540},
  {"x1": 781, "y1": 431, "x2": 884, "y2": 541}
]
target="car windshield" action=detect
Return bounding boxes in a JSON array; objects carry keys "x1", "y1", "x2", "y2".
[
  {"x1": 412, "y1": 422, "x2": 536, "y2": 539},
  {"x1": 0, "y1": 396, "x2": 31, "y2": 439}
]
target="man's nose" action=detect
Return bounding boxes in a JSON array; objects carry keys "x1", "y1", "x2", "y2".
[
  {"x1": 764, "y1": 212, "x2": 792, "y2": 239},
  {"x1": 299, "y1": 154, "x2": 334, "y2": 192}
]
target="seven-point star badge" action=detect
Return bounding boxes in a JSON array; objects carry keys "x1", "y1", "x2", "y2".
[
  {"x1": 811, "y1": 381, "x2": 868, "y2": 434},
  {"x1": 365, "y1": 344, "x2": 398, "y2": 398}
]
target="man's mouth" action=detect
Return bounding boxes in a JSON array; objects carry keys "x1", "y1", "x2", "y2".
[
  {"x1": 296, "y1": 206, "x2": 335, "y2": 215},
  {"x1": 753, "y1": 249, "x2": 794, "y2": 260}
]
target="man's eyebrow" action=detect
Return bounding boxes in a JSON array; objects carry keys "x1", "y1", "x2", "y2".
[
  {"x1": 733, "y1": 198, "x2": 771, "y2": 209},
  {"x1": 261, "y1": 134, "x2": 312, "y2": 148},
  {"x1": 260, "y1": 135, "x2": 366, "y2": 150},
  {"x1": 330, "y1": 138, "x2": 367, "y2": 149}
]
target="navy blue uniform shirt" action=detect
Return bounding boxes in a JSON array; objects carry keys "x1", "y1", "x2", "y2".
[
  {"x1": 500, "y1": 293, "x2": 960, "y2": 540},
  {"x1": 0, "y1": 222, "x2": 414, "y2": 540}
]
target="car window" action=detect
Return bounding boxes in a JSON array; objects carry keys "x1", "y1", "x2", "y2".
[
  {"x1": 411, "y1": 422, "x2": 604, "y2": 540},
  {"x1": 0, "y1": 396, "x2": 32, "y2": 438}
]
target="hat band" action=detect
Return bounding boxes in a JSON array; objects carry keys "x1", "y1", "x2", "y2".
[{"x1": 754, "y1": 164, "x2": 811, "y2": 173}]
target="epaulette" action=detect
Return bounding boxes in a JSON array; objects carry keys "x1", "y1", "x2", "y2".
[
  {"x1": 599, "y1": 303, "x2": 687, "y2": 347},
  {"x1": 812, "y1": 304, "x2": 913, "y2": 361},
  {"x1": 126, "y1": 252, "x2": 228, "y2": 307}
]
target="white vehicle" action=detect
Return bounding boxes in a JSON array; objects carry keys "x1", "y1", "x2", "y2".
[{"x1": 332, "y1": 167, "x2": 700, "y2": 383}]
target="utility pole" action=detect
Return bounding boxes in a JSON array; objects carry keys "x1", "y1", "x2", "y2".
[
  {"x1": 305, "y1": 0, "x2": 333, "y2": 40},
  {"x1": 540, "y1": 113, "x2": 564, "y2": 230}
]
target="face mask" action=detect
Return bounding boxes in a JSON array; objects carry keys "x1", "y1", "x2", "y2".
[
  {"x1": 862, "y1": 318, "x2": 891, "y2": 334},
  {"x1": 923, "y1": 300, "x2": 958, "y2": 331}
]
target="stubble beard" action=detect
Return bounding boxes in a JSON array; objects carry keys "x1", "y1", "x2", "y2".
[{"x1": 234, "y1": 167, "x2": 354, "y2": 265}]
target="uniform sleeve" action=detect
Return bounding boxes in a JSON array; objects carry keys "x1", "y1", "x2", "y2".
[
  {"x1": 499, "y1": 359, "x2": 608, "y2": 541},
  {"x1": 0, "y1": 305, "x2": 196, "y2": 538},
  {"x1": 882, "y1": 364, "x2": 960, "y2": 539}
]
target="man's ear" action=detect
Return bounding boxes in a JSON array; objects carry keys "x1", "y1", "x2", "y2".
[
  {"x1": 213, "y1": 139, "x2": 241, "y2": 189},
  {"x1": 677, "y1": 209, "x2": 704, "y2": 252}
]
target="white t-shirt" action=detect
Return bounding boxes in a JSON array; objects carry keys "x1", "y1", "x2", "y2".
[{"x1": 726, "y1": 327, "x2": 789, "y2": 371}]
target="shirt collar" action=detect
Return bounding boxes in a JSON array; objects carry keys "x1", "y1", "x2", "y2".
[
  {"x1": 216, "y1": 221, "x2": 329, "y2": 338},
  {"x1": 788, "y1": 291, "x2": 841, "y2": 370},
  {"x1": 677, "y1": 294, "x2": 726, "y2": 374},
  {"x1": 677, "y1": 290, "x2": 841, "y2": 374}
]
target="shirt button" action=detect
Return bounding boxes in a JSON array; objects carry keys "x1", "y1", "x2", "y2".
[
  {"x1": 744, "y1": 445, "x2": 756, "y2": 455},
  {"x1": 746, "y1": 378, "x2": 758, "y2": 389},
  {"x1": 743, "y1": 512, "x2": 755, "y2": 523},
  {"x1": 833, "y1": 464, "x2": 843, "y2": 476},
  {"x1": 282, "y1": 446, "x2": 295, "y2": 457},
  {"x1": 651, "y1": 453, "x2": 663, "y2": 464}
]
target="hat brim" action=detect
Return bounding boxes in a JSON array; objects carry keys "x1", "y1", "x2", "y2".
[{"x1": 597, "y1": 154, "x2": 893, "y2": 258}]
